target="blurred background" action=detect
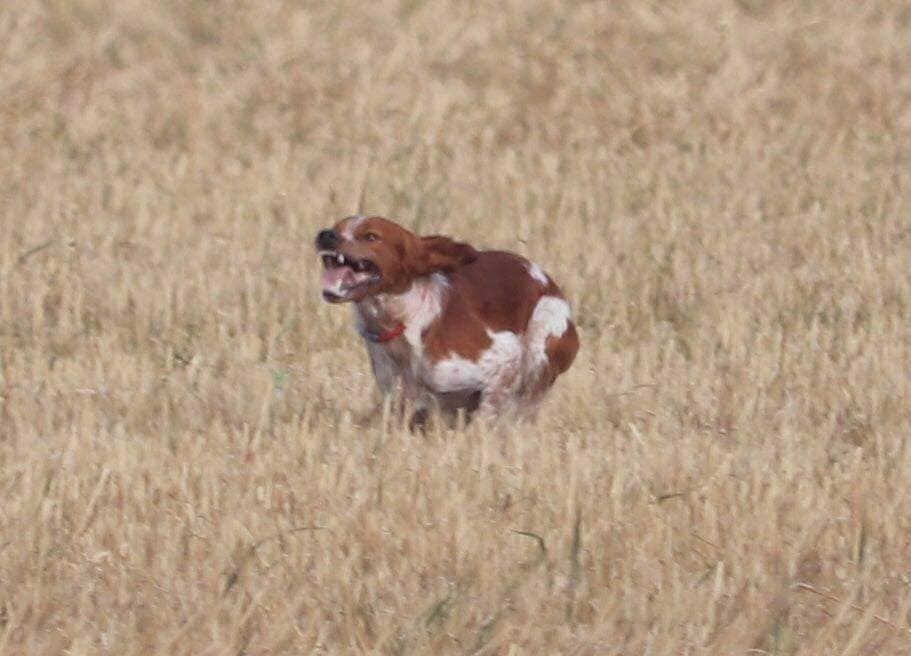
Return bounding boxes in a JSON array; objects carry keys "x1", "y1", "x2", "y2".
[{"x1": 0, "y1": 1, "x2": 907, "y2": 654}]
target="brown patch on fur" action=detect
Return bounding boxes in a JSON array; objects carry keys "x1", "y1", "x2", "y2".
[
  {"x1": 546, "y1": 322, "x2": 579, "y2": 377},
  {"x1": 412, "y1": 235, "x2": 477, "y2": 276},
  {"x1": 421, "y1": 251, "x2": 552, "y2": 362},
  {"x1": 422, "y1": 286, "x2": 493, "y2": 362},
  {"x1": 451, "y1": 251, "x2": 547, "y2": 332}
]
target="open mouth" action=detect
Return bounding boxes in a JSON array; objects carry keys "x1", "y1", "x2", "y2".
[{"x1": 318, "y1": 250, "x2": 380, "y2": 302}]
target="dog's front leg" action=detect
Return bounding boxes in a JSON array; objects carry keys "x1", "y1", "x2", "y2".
[
  {"x1": 403, "y1": 382, "x2": 432, "y2": 433},
  {"x1": 366, "y1": 341, "x2": 401, "y2": 394},
  {"x1": 365, "y1": 341, "x2": 428, "y2": 430}
]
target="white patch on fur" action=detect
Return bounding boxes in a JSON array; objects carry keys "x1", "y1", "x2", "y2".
[
  {"x1": 527, "y1": 261, "x2": 549, "y2": 285},
  {"x1": 524, "y1": 295, "x2": 571, "y2": 376},
  {"x1": 342, "y1": 215, "x2": 366, "y2": 240},
  {"x1": 401, "y1": 274, "x2": 448, "y2": 357},
  {"x1": 427, "y1": 330, "x2": 523, "y2": 394}
]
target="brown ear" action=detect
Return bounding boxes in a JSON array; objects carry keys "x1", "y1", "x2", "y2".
[{"x1": 411, "y1": 235, "x2": 477, "y2": 276}]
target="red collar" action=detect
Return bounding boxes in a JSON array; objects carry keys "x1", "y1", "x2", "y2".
[{"x1": 362, "y1": 322, "x2": 405, "y2": 344}]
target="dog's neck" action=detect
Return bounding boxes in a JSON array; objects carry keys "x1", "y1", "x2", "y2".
[{"x1": 356, "y1": 273, "x2": 448, "y2": 344}]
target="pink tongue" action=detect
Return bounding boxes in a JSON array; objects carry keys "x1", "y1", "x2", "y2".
[{"x1": 322, "y1": 266, "x2": 356, "y2": 290}]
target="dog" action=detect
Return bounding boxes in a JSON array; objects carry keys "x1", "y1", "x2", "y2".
[{"x1": 316, "y1": 216, "x2": 578, "y2": 429}]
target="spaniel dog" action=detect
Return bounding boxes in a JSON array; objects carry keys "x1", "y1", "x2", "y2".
[{"x1": 316, "y1": 216, "x2": 578, "y2": 429}]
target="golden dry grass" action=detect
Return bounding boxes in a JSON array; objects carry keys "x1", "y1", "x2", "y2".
[{"x1": 0, "y1": 1, "x2": 909, "y2": 654}]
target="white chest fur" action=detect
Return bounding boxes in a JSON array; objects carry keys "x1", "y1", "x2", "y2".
[
  {"x1": 356, "y1": 274, "x2": 447, "y2": 383},
  {"x1": 358, "y1": 274, "x2": 446, "y2": 341}
]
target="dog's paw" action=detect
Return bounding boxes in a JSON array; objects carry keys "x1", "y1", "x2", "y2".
[{"x1": 408, "y1": 408, "x2": 429, "y2": 434}]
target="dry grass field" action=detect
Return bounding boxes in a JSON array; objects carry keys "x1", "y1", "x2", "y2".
[{"x1": 0, "y1": 1, "x2": 908, "y2": 654}]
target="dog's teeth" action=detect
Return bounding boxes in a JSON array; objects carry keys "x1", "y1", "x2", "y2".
[{"x1": 337, "y1": 253, "x2": 344, "y2": 264}]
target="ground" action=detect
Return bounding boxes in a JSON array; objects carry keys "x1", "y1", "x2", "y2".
[{"x1": 0, "y1": 1, "x2": 908, "y2": 654}]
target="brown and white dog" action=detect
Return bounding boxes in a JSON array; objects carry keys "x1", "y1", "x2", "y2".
[{"x1": 316, "y1": 216, "x2": 578, "y2": 429}]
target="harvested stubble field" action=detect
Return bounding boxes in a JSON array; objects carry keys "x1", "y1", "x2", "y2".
[{"x1": 0, "y1": 1, "x2": 908, "y2": 654}]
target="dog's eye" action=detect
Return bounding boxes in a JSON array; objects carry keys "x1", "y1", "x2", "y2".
[{"x1": 363, "y1": 232, "x2": 380, "y2": 242}]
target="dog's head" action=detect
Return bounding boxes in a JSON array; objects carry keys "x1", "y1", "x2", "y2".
[{"x1": 315, "y1": 216, "x2": 477, "y2": 303}]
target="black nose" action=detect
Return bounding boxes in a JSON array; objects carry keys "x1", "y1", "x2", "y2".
[{"x1": 316, "y1": 229, "x2": 339, "y2": 250}]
